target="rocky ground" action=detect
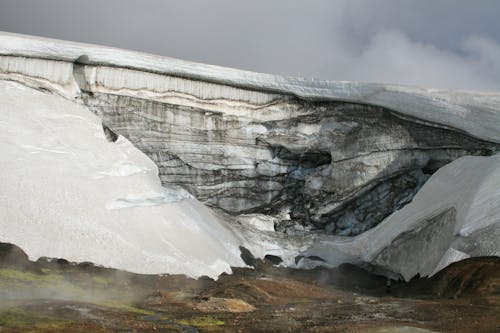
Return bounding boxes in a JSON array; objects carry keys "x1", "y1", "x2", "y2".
[{"x1": 0, "y1": 243, "x2": 499, "y2": 333}]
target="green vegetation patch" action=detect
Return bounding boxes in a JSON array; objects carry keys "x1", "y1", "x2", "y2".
[
  {"x1": 0, "y1": 268, "x2": 63, "y2": 283},
  {"x1": 0, "y1": 309, "x2": 68, "y2": 331},
  {"x1": 178, "y1": 315, "x2": 225, "y2": 328},
  {"x1": 91, "y1": 275, "x2": 110, "y2": 286}
]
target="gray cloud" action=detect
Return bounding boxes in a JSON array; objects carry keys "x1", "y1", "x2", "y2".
[{"x1": 0, "y1": 0, "x2": 499, "y2": 91}]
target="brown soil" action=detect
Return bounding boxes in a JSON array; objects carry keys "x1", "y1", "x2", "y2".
[{"x1": 0, "y1": 243, "x2": 499, "y2": 333}]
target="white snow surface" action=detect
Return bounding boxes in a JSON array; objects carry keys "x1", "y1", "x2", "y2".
[
  {"x1": 0, "y1": 80, "x2": 247, "y2": 278},
  {"x1": 1, "y1": 31, "x2": 500, "y2": 143}
]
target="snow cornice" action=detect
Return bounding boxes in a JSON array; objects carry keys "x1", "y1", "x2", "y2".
[{"x1": 1, "y1": 31, "x2": 499, "y2": 143}]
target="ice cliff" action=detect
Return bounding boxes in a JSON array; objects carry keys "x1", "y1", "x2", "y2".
[{"x1": 0, "y1": 32, "x2": 499, "y2": 280}]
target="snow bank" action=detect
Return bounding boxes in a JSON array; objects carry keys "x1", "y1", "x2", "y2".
[{"x1": 0, "y1": 80, "x2": 246, "y2": 278}]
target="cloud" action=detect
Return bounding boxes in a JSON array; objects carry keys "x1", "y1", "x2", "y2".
[
  {"x1": 462, "y1": 36, "x2": 500, "y2": 78},
  {"x1": 329, "y1": 30, "x2": 500, "y2": 91},
  {"x1": 0, "y1": 0, "x2": 499, "y2": 91}
]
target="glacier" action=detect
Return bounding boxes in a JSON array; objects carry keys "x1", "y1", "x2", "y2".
[{"x1": 0, "y1": 32, "x2": 499, "y2": 281}]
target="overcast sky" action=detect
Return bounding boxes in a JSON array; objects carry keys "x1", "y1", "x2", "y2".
[{"x1": 1, "y1": 0, "x2": 500, "y2": 91}]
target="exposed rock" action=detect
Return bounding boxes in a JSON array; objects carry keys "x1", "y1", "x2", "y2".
[
  {"x1": 239, "y1": 246, "x2": 257, "y2": 267},
  {"x1": 0, "y1": 242, "x2": 29, "y2": 266},
  {"x1": 263, "y1": 255, "x2": 282, "y2": 265}
]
